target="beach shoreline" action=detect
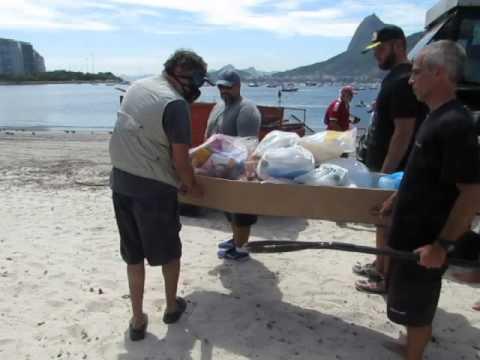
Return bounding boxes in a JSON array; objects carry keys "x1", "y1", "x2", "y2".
[{"x1": 1, "y1": 132, "x2": 479, "y2": 359}]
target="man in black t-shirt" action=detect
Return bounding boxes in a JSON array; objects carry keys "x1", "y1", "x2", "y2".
[
  {"x1": 354, "y1": 25, "x2": 427, "y2": 294},
  {"x1": 363, "y1": 25, "x2": 426, "y2": 173},
  {"x1": 380, "y1": 40, "x2": 480, "y2": 360}
]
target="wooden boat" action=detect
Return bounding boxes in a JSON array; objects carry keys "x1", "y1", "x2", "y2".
[{"x1": 190, "y1": 102, "x2": 312, "y2": 147}]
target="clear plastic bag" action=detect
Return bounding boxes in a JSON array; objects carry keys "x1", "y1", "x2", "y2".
[
  {"x1": 256, "y1": 145, "x2": 315, "y2": 180},
  {"x1": 253, "y1": 130, "x2": 300, "y2": 158},
  {"x1": 294, "y1": 164, "x2": 348, "y2": 186},
  {"x1": 323, "y1": 157, "x2": 372, "y2": 188},
  {"x1": 190, "y1": 134, "x2": 258, "y2": 180},
  {"x1": 298, "y1": 128, "x2": 357, "y2": 164}
]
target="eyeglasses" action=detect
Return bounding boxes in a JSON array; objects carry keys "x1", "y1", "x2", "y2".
[{"x1": 217, "y1": 84, "x2": 233, "y2": 90}]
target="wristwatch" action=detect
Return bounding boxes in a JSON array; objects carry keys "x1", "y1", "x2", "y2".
[{"x1": 435, "y1": 238, "x2": 456, "y2": 253}]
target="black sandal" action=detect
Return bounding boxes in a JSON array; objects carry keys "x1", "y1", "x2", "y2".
[
  {"x1": 163, "y1": 297, "x2": 187, "y2": 324},
  {"x1": 129, "y1": 314, "x2": 148, "y2": 341}
]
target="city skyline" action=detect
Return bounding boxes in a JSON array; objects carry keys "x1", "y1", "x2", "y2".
[{"x1": 0, "y1": 0, "x2": 437, "y2": 75}]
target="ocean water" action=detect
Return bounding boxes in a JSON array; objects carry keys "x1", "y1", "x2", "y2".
[{"x1": 0, "y1": 83, "x2": 377, "y2": 132}]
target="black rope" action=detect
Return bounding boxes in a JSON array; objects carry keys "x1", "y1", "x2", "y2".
[{"x1": 246, "y1": 240, "x2": 480, "y2": 268}]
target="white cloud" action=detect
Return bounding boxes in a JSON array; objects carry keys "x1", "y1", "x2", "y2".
[
  {"x1": 0, "y1": 0, "x2": 435, "y2": 35},
  {"x1": 338, "y1": 0, "x2": 434, "y2": 33},
  {"x1": 0, "y1": 0, "x2": 114, "y2": 31},
  {"x1": 47, "y1": 54, "x2": 170, "y2": 74}
]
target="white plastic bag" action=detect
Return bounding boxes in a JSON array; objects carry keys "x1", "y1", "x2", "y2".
[
  {"x1": 253, "y1": 130, "x2": 300, "y2": 158},
  {"x1": 323, "y1": 157, "x2": 372, "y2": 187},
  {"x1": 298, "y1": 128, "x2": 357, "y2": 164},
  {"x1": 256, "y1": 145, "x2": 315, "y2": 180},
  {"x1": 294, "y1": 164, "x2": 348, "y2": 186},
  {"x1": 189, "y1": 134, "x2": 258, "y2": 180}
]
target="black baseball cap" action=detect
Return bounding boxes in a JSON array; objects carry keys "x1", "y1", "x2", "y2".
[{"x1": 362, "y1": 25, "x2": 405, "y2": 53}]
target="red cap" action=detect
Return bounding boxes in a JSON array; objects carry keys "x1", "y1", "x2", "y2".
[{"x1": 341, "y1": 85, "x2": 355, "y2": 95}]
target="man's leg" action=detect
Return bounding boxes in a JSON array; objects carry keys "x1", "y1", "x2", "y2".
[
  {"x1": 376, "y1": 226, "x2": 389, "y2": 277},
  {"x1": 127, "y1": 262, "x2": 146, "y2": 327},
  {"x1": 406, "y1": 325, "x2": 432, "y2": 360},
  {"x1": 219, "y1": 215, "x2": 255, "y2": 261},
  {"x1": 162, "y1": 258, "x2": 180, "y2": 313},
  {"x1": 232, "y1": 223, "x2": 251, "y2": 248},
  {"x1": 354, "y1": 226, "x2": 388, "y2": 293}
]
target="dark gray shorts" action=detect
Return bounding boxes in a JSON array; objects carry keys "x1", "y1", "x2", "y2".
[
  {"x1": 225, "y1": 212, "x2": 258, "y2": 227},
  {"x1": 387, "y1": 259, "x2": 445, "y2": 327},
  {"x1": 112, "y1": 191, "x2": 182, "y2": 266}
]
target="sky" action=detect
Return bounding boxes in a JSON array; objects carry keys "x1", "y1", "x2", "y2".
[{"x1": 0, "y1": 0, "x2": 438, "y2": 75}]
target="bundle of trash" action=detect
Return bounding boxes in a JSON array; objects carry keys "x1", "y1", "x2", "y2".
[{"x1": 191, "y1": 130, "x2": 404, "y2": 189}]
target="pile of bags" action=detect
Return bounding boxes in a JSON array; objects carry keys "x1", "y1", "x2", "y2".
[
  {"x1": 189, "y1": 130, "x2": 403, "y2": 189},
  {"x1": 189, "y1": 134, "x2": 257, "y2": 180}
]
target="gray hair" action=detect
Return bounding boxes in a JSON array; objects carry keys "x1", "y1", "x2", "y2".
[{"x1": 420, "y1": 40, "x2": 466, "y2": 83}]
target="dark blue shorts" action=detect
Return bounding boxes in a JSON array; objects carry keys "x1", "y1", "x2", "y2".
[{"x1": 112, "y1": 191, "x2": 181, "y2": 266}]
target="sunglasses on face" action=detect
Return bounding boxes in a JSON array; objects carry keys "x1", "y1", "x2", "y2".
[
  {"x1": 175, "y1": 72, "x2": 209, "y2": 88},
  {"x1": 217, "y1": 84, "x2": 233, "y2": 90}
]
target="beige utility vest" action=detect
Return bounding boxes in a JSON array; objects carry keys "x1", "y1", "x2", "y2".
[{"x1": 109, "y1": 75, "x2": 185, "y2": 188}]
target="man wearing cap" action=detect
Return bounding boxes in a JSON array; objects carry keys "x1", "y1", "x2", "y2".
[
  {"x1": 205, "y1": 70, "x2": 261, "y2": 261},
  {"x1": 354, "y1": 25, "x2": 427, "y2": 294},
  {"x1": 109, "y1": 49, "x2": 207, "y2": 340},
  {"x1": 324, "y1": 85, "x2": 360, "y2": 131}
]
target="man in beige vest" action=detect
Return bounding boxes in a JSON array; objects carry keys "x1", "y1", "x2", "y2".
[{"x1": 109, "y1": 49, "x2": 207, "y2": 341}]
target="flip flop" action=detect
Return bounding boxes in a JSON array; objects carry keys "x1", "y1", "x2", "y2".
[
  {"x1": 355, "y1": 278, "x2": 386, "y2": 294},
  {"x1": 163, "y1": 297, "x2": 187, "y2": 324},
  {"x1": 473, "y1": 301, "x2": 480, "y2": 311},
  {"x1": 129, "y1": 313, "x2": 148, "y2": 341},
  {"x1": 352, "y1": 261, "x2": 383, "y2": 281}
]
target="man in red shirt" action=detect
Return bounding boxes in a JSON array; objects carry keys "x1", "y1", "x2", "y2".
[{"x1": 324, "y1": 85, "x2": 358, "y2": 131}]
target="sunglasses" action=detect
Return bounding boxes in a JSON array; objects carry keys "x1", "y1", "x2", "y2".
[
  {"x1": 217, "y1": 84, "x2": 233, "y2": 90},
  {"x1": 176, "y1": 72, "x2": 211, "y2": 88}
]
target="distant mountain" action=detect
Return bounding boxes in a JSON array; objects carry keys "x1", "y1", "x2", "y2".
[
  {"x1": 119, "y1": 74, "x2": 154, "y2": 82},
  {"x1": 125, "y1": 14, "x2": 425, "y2": 83},
  {"x1": 272, "y1": 15, "x2": 423, "y2": 81},
  {"x1": 208, "y1": 65, "x2": 273, "y2": 81},
  {"x1": 347, "y1": 14, "x2": 384, "y2": 53}
]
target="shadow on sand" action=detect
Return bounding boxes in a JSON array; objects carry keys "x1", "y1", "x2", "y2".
[
  {"x1": 119, "y1": 259, "x2": 400, "y2": 360},
  {"x1": 181, "y1": 209, "x2": 309, "y2": 242}
]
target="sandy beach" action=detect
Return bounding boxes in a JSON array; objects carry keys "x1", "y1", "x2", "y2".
[{"x1": 1, "y1": 130, "x2": 480, "y2": 360}]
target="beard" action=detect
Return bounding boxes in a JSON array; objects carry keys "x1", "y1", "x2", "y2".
[
  {"x1": 183, "y1": 87, "x2": 201, "y2": 103},
  {"x1": 378, "y1": 49, "x2": 396, "y2": 70},
  {"x1": 221, "y1": 93, "x2": 236, "y2": 105}
]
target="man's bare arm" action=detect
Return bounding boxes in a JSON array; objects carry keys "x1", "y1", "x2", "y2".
[
  {"x1": 439, "y1": 183, "x2": 480, "y2": 241},
  {"x1": 416, "y1": 183, "x2": 480, "y2": 268},
  {"x1": 172, "y1": 143, "x2": 203, "y2": 197},
  {"x1": 381, "y1": 117, "x2": 416, "y2": 173}
]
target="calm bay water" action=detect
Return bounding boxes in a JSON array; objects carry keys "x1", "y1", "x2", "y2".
[{"x1": 0, "y1": 83, "x2": 377, "y2": 132}]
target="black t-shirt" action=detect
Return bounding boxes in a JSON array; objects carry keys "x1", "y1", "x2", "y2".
[
  {"x1": 162, "y1": 100, "x2": 191, "y2": 145},
  {"x1": 110, "y1": 99, "x2": 191, "y2": 197},
  {"x1": 388, "y1": 100, "x2": 480, "y2": 251},
  {"x1": 366, "y1": 63, "x2": 427, "y2": 171}
]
